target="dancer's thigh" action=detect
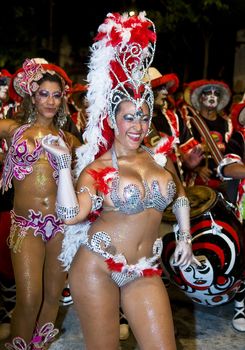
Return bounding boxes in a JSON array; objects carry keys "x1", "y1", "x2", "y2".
[
  {"x1": 69, "y1": 247, "x2": 120, "y2": 350},
  {"x1": 121, "y1": 276, "x2": 176, "y2": 350}
]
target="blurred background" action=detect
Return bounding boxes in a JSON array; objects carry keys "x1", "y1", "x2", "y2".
[{"x1": 1, "y1": 0, "x2": 245, "y2": 94}]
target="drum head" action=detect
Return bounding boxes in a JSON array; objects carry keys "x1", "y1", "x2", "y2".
[
  {"x1": 161, "y1": 193, "x2": 245, "y2": 306},
  {"x1": 162, "y1": 185, "x2": 217, "y2": 222}
]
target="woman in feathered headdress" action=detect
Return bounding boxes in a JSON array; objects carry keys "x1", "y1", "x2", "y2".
[{"x1": 42, "y1": 12, "x2": 198, "y2": 349}]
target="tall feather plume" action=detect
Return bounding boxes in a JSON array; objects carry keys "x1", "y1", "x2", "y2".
[{"x1": 74, "y1": 11, "x2": 156, "y2": 179}]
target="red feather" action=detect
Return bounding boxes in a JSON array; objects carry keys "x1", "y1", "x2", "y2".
[
  {"x1": 155, "y1": 136, "x2": 175, "y2": 154},
  {"x1": 143, "y1": 268, "x2": 163, "y2": 277},
  {"x1": 87, "y1": 167, "x2": 117, "y2": 195},
  {"x1": 105, "y1": 258, "x2": 124, "y2": 272}
]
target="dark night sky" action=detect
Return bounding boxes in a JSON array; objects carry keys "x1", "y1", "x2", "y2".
[{"x1": 1, "y1": 0, "x2": 245, "y2": 89}]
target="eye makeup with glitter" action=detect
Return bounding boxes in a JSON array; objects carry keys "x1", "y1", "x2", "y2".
[{"x1": 36, "y1": 89, "x2": 63, "y2": 100}]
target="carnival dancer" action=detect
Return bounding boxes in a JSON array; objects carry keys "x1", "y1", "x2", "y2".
[
  {"x1": 0, "y1": 69, "x2": 18, "y2": 341},
  {"x1": 42, "y1": 12, "x2": 199, "y2": 350},
  {"x1": 179, "y1": 79, "x2": 233, "y2": 195},
  {"x1": 1, "y1": 58, "x2": 81, "y2": 350},
  {"x1": 217, "y1": 101, "x2": 245, "y2": 332}
]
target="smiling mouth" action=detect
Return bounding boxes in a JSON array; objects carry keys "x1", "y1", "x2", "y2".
[
  {"x1": 127, "y1": 133, "x2": 141, "y2": 141},
  {"x1": 195, "y1": 280, "x2": 206, "y2": 285}
]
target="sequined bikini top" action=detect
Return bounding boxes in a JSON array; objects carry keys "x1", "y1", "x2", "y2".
[
  {"x1": 2, "y1": 124, "x2": 66, "y2": 192},
  {"x1": 107, "y1": 146, "x2": 176, "y2": 215}
]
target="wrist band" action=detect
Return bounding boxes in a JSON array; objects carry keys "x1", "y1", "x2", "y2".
[
  {"x1": 56, "y1": 154, "x2": 72, "y2": 170},
  {"x1": 56, "y1": 204, "x2": 79, "y2": 220},
  {"x1": 175, "y1": 230, "x2": 192, "y2": 244},
  {"x1": 172, "y1": 196, "x2": 190, "y2": 212}
]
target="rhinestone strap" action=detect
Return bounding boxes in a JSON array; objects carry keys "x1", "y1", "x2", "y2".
[
  {"x1": 172, "y1": 196, "x2": 189, "y2": 212},
  {"x1": 55, "y1": 154, "x2": 71, "y2": 170},
  {"x1": 56, "y1": 204, "x2": 79, "y2": 220}
]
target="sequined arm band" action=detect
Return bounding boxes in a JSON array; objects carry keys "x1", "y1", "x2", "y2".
[
  {"x1": 55, "y1": 154, "x2": 72, "y2": 170},
  {"x1": 172, "y1": 196, "x2": 192, "y2": 244},
  {"x1": 172, "y1": 196, "x2": 189, "y2": 212},
  {"x1": 56, "y1": 204, "x2": 79, "y2": 220}
]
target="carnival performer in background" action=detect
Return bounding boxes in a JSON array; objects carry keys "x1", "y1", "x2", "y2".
[
  {"x1": 42, "y1": 12, "x2": 199, "y2": 350},
  {"x1": 1, "y1": 58, "x2": 81, "y2": 349},
  {"x1": 0, "y1": 69, "x2": 18, "y2": 341},
  {"x1": 217, "y1": 100, "x2": 245, "y2": 332},
  {"x1": 179, "y1": 79, "x2": 233, "y2": 196},
  {"x1": 59, "y1": 83, "x2": 88, "y2": 308},
  {"x1": 143, "y1": 67, "x2": 203, "y2": 183},
  {"x1": 68, "y1": 83, "x2": 88, "y2": 136}
]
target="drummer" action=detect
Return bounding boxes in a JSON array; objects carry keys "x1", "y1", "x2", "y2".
[
  {"x1": 178, "y1": 79, "x2": 233, "y2": 196},
  {"x1": 143, "y1": 67, "x2": 204, "y2": 184}
]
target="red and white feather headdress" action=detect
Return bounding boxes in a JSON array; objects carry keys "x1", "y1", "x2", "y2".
[{"x1": 75, "y1": 11, "x2": 156, "y2": 178}]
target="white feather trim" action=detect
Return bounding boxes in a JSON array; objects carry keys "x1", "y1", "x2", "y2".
[
  {"x1": 154, "y1": 153, "x2": 167, "y2": 167},
  {"x1": 59, "y1": 221, "x2": 91, "y2": 271}
]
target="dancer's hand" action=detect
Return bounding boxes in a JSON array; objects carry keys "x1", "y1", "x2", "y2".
[
  {"x1": 42, "y1": 134, "x2": 70, "y2": 157},
  {"x1": 172, "y1": 241, "x2": 201, "y2": 269}
]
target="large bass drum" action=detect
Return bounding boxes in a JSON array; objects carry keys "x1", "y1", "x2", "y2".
[{"x1": 161, "y1": 185, "x2": 245, "y2": 306}]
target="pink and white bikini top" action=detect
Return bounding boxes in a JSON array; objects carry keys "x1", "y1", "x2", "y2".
[{"x1": 2, "y1": 124, "x2": 67, "y2": 192}]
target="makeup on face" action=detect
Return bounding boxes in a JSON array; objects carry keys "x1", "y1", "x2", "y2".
[
  {"x1": 201, "y1": 88, "x2": 220, "y2": 108},
  {"x1": 123, "y1": 109, "x2": 150, "y2": 124},
  {"x1": 36, "y1": 89, "x2": 63, "y2": 101}
]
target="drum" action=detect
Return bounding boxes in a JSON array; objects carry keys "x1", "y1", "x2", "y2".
[{"x1": 161, "y1": 186, "x2": 245, "y2": 306}]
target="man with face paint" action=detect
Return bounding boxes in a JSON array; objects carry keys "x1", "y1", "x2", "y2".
[{"x1": 179, "y1": 79, "x2": 233, "y2": 195}]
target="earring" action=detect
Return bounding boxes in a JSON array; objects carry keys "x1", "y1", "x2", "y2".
[
  {"x1": 27, "y1": 103, "x2": 36, "y2": 124},
  {"x1": 57, "y1": 105, "x2": 67, "y2": 128}
]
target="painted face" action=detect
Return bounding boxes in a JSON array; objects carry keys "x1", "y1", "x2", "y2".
[
  {"x1": 115, "y1": 100, "x2": 151, "y2": 149},
  {"x1": 0, "y1": 78, "x2": 9, "y2": 101},
  {"x1": 200, "y1": 88, "x2": 220, "y2": 110},
  {"x1": 154, "y1": 85, "x2": 168, "y2": 107},
  {"x1": 180, "y1": 255, "x2": 214, "y2": 289},
  {"x1": 238, "y1": 106, "x2": 245, "y2": 127},
  {"x1": 33, "y1": 81, "x2": 63, "y2": 120}
]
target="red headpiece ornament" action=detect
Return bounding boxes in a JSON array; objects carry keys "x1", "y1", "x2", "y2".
[{"x1": 9, "y1": 58, "x2": 72, "y2": 103}]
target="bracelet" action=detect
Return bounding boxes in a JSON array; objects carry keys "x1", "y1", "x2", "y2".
[
  {"x1": 175, "y1": 230, "x2": 192, "y2": 244},
  {"x1": 55, "y1": 154, "x2": 72, "y2": 170},
  {"x1": 172, "y1": 196, "x2": 190, "y2": 213},
  {"x1": 56, "y1": 204, "x2": 79, "y2": 220}
]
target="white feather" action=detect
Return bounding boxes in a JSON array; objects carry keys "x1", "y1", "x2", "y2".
[{"x1": 59, "y1": 221, "x2": 90, "y2": 271}]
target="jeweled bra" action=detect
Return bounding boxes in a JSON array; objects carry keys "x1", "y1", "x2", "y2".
[
  {"x1": 2, "y1": 124, "x2": 66, "y2": 192},
  {"x1": 108, "y1": 146, "x2": 176, "y2": 214}
]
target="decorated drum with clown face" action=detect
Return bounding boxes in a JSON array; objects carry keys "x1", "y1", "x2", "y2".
[{"x1": 162, "y1": 186, "x2": 244, "y2": 306}]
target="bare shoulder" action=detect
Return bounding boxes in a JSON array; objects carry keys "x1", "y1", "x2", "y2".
[{"x1": 87, "y1": 150, "x2": 113, "y2": 171}]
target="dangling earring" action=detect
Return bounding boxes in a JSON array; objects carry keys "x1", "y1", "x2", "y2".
[
  {"x1": 57, "y1": 104, "x2": 67, "y2": 128},
  {"x1": 27, "y1": 103, "x2": 36, "y2": 124}
]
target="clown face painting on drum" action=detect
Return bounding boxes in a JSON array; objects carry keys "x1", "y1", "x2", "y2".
[{"x1": 162, "y1": 186, "x2": 244, "y2": 306}]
